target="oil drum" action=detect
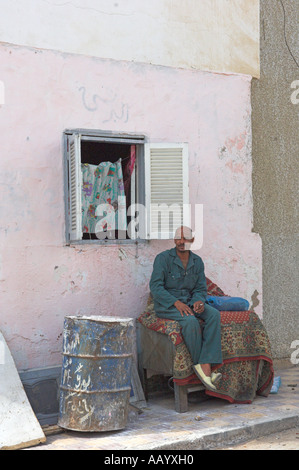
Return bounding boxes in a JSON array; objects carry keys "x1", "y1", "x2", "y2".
[{"x1": 58, "y1": 315, "x2": 134, "y2": 432}]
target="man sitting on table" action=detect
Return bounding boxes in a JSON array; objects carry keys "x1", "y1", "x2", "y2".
[{"x1": 149, "y1": 226, "x2": 222, "y2": 391}]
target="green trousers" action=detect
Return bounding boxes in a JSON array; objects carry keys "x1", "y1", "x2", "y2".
[{"x1": 156, "y1": 303, "x2": 222, "y2": 366}]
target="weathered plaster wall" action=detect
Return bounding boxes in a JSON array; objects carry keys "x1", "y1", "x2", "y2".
[
  {"x1": 0, "y1": 43, "x2": 261, "y2": 370},
  {"x1": 252, "y1": 0, "x2": 299, "y2": 359},
  {"x1": 0, "y1": 0, "x2": 260, "y2": 77}
]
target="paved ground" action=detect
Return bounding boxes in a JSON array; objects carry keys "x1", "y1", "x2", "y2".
[
  {"x1": 28, "y1": 365, "x2": 299, "y2": 451},
  {"x1": 220, "y1": 426, "x2": 299, "y2": 450}
]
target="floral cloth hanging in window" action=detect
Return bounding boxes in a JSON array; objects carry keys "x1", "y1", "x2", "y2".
[
  {"x1": 81, "y1": 159, "x2": 126, "y2": 235},
  {"x1": 124, "y1": 145, "x2": 136, "y2": 201}
]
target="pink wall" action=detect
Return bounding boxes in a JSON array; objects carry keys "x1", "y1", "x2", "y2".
[{"x1": 0, "y1": 43, "x2": 262, "y2": 370}]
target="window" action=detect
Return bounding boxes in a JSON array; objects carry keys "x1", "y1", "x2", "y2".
[{"x1": 64, "y1": 129, "x2": 189, "y2": 244}]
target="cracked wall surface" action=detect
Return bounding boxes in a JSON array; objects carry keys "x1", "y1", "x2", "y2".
[{"x1": 252, "y1": 0, "x2": 299, "y2": 358}]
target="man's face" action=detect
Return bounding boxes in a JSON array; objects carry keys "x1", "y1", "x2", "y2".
[{"x1": 174, "y1": 227, "x2": 194, "y2": 252}]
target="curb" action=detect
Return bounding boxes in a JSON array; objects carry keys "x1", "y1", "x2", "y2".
[{"x1": 135, "y1": 413, "x2": 299, "y2": 450}]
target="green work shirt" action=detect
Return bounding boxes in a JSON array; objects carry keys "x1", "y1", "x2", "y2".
[{"x1": 149, "y1": 247, "x2": 207, "y2": 315}]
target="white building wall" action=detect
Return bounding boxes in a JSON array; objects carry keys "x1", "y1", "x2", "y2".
[{"x1": 0, "y1": 0, "x2": 260, "y2": 77}]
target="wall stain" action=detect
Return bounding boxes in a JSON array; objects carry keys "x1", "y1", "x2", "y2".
[{"x1": 250, "y1": 289, "x2": 260, "y2": 311}]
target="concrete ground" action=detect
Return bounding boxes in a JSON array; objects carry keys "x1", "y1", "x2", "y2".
[
  {"x1": 220, "y1": 426, "x2": 299, "y2": 450},
  {"x1": 27, "y1": 365, "x2": 299, "y2": 451}
]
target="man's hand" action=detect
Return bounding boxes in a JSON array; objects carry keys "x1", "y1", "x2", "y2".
[
  {"x1": 193, "y1": 301, "x2": 205, "y2": 314},
  {"x1": 174, "y1": 300, "x2": 194, "y2": 317}
]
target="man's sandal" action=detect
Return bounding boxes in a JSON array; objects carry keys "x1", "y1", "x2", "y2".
[
  {"x1": 211, "y1": 372, "x2": 222, "y2": 385},
  {"x1": 192, "y1": 364, "x2": 217, "y2": 391}
]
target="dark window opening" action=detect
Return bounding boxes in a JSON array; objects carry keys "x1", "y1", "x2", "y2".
[{"x1": 81, "y1": 141, "x2": 134, "y2": 240}]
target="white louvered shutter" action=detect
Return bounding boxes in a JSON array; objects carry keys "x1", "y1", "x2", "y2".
[
  {"x1": 144, "y1": 143, "x2": 189, "y2": 239},
  {"x1": 68, "y1": 133, "x2": 82, "y2": 241}
]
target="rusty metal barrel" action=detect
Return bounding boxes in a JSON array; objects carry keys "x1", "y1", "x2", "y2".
[{"x1": 58, "y1": 315, "x2": 134, "y2": 432}]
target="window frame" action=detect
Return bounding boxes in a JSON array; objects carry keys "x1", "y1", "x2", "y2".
[{"x1": 63, "y1": 129, "x2": 189, "y2": 245}]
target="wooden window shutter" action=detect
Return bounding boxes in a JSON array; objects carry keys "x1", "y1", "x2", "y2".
[
  {"x1": 144, "y1": 143, "x2": 189, "y2": 239},
  {"x1": 67, "y1": 133, "x2": 82, "y2": 241}
]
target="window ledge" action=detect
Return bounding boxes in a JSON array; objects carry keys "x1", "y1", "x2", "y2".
[{"x1": 67, "y1": 239, "x2": 149, "y2": 247}]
